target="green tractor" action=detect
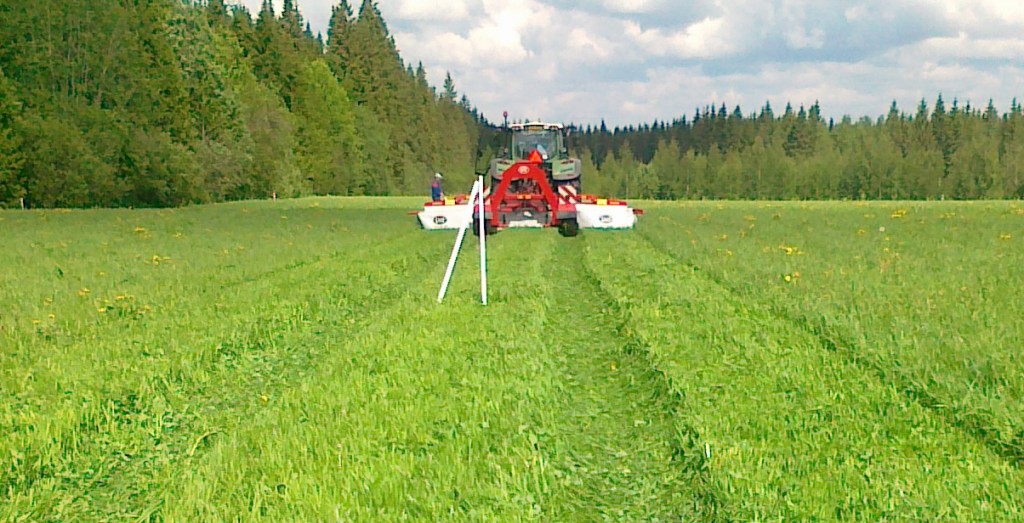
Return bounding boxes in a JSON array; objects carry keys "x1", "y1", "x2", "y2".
[{"x1": 489, "y1": 121, "x2": 582, "y2": 194}]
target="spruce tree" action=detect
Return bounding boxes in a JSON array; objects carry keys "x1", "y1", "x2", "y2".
[
  {"x1": 442, "y1": 72, "x2": 458, "y2": 102},
  {"x1": 0, "y1": 67, "x2": 24, "y2": 207}
]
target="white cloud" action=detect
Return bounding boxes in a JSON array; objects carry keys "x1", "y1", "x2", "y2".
[
  {"x1": 600, "y1": 0, "x2": 671, "y2": 13},
  {"x1": 775, "y1": 0, "x2": 827, "y2": 49},
  {"x1": 565, "y1": 27, "x2": 613, "y2": 60},
  {"x1": 393, "y1": 28, "x2": 528, "y2": 67},
  {"x1": 394, "y1": 0, "x2": 472, "y2": 21},
  {"x1": 466, "y1": 23, "x2": 531, "y2": 63},
  {"x1": 909, "y1": 33, "x2": 1024, "y2": 61},
  {"x1": 783, "y1": 26, "x2": 826, "y2": 49},
  {"x1": 395, "y1": 31, "x2": 474, "y2": 66},
  {"x1": 480, "y1": 0, "x2": 548, "y2": 29},
  {"x1": 929, "y1": 0, "x2": 1024, "y2": 40},
  {"x1": 844, "y1": 4, "x2": 869, "y2": 22},
  {"x1": 625, "y1": 17, "x2": 740, "y2": 59}
]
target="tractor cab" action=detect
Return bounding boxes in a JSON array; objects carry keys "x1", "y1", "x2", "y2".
[{"x1": 511, "y1": 125, "x2": 563, "y2": 162}]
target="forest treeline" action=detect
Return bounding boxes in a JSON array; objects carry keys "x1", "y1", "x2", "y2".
[
  {"x1": 0, "y1": 0, "x2": 482, "y2": 208},
  {"x1": 572, "y1": 98, "x2": 1024, "y2": 200},
  {"x1": 0, "y1": 1, "x2": 1021, "y2": 207}
]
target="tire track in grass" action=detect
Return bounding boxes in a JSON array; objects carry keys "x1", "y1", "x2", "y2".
[
  {"x1": 584, "y1": 231, "x2": 1024, "y2": 520},
  {"x1": 639, "y1": 221, "x2": 1024, "y2": 467},
  {"x1": 1, "y1": 229, "x2": 450, "y2": 521},
  {"x1": 160, "y1": 230, "x2": 701, "y2": 522},
  {"x1": 154, "y1": 232, "x2": 567, "y2": 522},
  {"x1": 539, "y1": 237, "x2": 722, "y2": 521}
]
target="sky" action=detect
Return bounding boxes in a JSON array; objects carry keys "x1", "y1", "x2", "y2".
[{"x1": 231, "y1": 0, "x2": 1024, "y2": 128}]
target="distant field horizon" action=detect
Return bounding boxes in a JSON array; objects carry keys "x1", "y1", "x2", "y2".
[{"x1": 8, "y1": 194, "x2": 1024, "y2": 213}]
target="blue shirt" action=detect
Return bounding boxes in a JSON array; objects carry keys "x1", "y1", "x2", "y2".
[{"x1": 431, "y1": 180, "x2": 442, "y2": 201}]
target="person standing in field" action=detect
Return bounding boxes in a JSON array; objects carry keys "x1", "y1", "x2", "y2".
[{"x1": 431, "y1": 172, "x2": 444, "y2": 202}]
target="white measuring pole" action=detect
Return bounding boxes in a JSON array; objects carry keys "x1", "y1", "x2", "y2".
[
  {"x1": 437, "y1": 179, "x2": 481, "y2": 304},
  {"x1": 478, "y1": 175, "x2": 487, "y2": 305}
]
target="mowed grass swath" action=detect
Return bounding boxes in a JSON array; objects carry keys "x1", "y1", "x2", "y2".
[{"x1": 2, "y1": 198, "x2": 1023, "y2": 521}]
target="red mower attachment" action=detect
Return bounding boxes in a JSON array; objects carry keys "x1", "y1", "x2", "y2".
[{"x1": 481, "y1": 160, "x2": 580, "y2": 236}]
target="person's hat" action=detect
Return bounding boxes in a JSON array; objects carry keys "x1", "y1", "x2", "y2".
[{"x1": 434, "y1": 172, "x2": 443, "y2": 179}]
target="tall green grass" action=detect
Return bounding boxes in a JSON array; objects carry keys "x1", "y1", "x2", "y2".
[
  {"x1": 642, "y1": 201, "x2": 1024, "y2": 464},
  {"x1": 584, "y1": 231, "x2": 1024, "y2": 520},
  {"x1": 3, "y1": 198, "x2": 1022, "y2": 521}
]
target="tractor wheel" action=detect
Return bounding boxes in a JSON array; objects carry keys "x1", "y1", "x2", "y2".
[{"x1": 558, "y1": 218, "x2": 580, "y2": 237}]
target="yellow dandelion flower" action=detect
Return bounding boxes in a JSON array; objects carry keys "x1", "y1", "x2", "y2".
[
  {"x1": 77, "y1": 288, "x2": 90, "y2": 297},
  {"x1": 999, "y1": 234, "x2": 1011, "y2": 241},
  {"x1": 784, "y1": 274, "x2": 792, "y2": 282}
]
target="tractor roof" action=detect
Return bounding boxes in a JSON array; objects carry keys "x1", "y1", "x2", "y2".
[{"x1": 509, "y1": 122, "x2": 564, "y2": 131}]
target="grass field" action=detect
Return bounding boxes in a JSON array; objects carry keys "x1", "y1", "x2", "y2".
[{"x1": 2, "y1": 197, "x2": 1023, "y2": 521}]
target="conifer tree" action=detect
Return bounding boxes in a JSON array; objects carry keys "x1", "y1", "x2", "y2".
[
  {"x1": 0, "y1": 68, "x2": 24, "y2": 207},
  {"x1": 292, "y1": 59, "x2": 364, "y2": 195},
  {"x1": 647, "y1": 138, "x2": 681, "y2": 199},
  {"x1": 442, "y1": 72, "x2": 458, "y2": 102}
]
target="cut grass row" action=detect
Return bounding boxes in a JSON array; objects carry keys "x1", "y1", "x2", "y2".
[
  {"x1": 536, "y1": 239, "x2": 714, "y2": 521},
  {"x1": 1, "y1": 205, "x2": 448, "y2": 520},
  {"x1": 641, "y1": 202, "x2": 1024, "y2": 464},
  {"x1": 583, "y1": 230, "x2": 1024, "y2": 520},
  {"x1": 150, "y1": 231, "x2": 716, "y2": 521},
  {"x1": 152, "y1": 232, "x2": 566, "y2": 521}
]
